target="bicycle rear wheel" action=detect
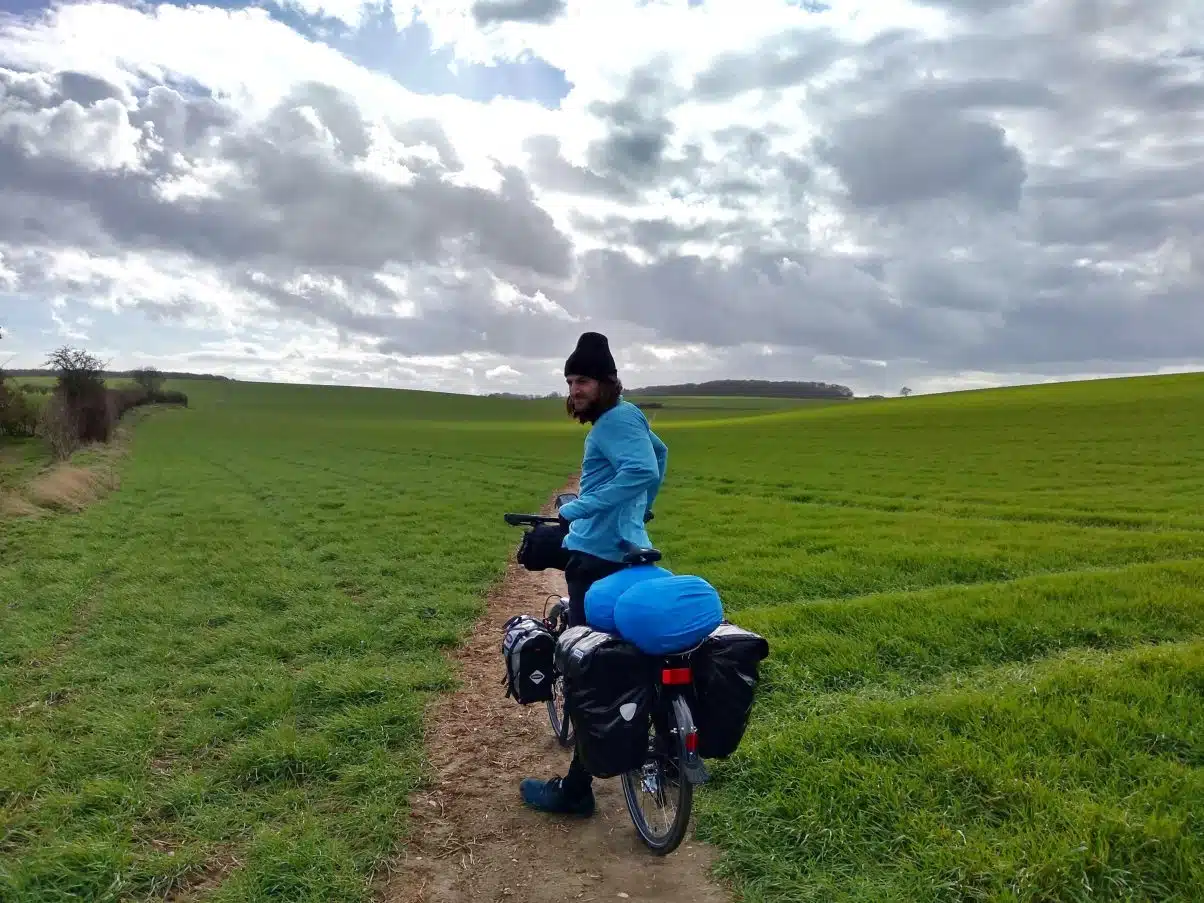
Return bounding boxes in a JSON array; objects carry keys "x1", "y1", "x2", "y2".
[{"x1": 620, "y1": 697, "x2": 694, "y2": 855}]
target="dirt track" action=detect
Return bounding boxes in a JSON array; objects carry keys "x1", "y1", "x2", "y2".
[{"x1": 377, "y1": 481, "x2": 731, "y2": 903}]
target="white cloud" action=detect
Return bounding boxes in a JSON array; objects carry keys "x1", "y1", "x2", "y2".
[
  {"x1": 0, "y1": 0, "x2": 1201, "y2": 396},
  {"x1": 485, "y1": 363, "x2": 522, "y2": 381}
]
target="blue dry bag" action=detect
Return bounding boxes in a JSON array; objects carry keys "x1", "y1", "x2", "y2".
[
  {"x1": 585, "y1": 564, "x2": 673, "y2": 633},
  {"x1": 613, "y1": 574, "x2": 725, "y2": 655}
]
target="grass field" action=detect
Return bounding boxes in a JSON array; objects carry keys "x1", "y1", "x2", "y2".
[
  {"x1": 3, "y1": 371, "x2": 1203, "y2": 902},
  {"x1": 0, "y1": 438, "x2": 46, "y2": 494}
]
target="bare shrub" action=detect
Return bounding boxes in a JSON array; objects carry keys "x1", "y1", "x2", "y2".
[
  {"x1": 37, "y1": 394, "x2": 80, "y2": 461},
  {"x1": 45, "y1": 345, "x2": 112, "y2": 443}
]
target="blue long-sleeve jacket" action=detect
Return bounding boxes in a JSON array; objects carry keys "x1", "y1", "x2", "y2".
[{"x1": 559, "y1": 399, "x2": 668, "y2": 563}]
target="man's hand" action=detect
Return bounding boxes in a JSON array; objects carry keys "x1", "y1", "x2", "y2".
[{"x1": 558, "y1": 498, "x2": 584, "y2": 524}]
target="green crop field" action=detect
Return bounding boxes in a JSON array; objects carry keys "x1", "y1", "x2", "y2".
[{"x1": 2, "y1": 371, "x2": 1203, "y2": 902}]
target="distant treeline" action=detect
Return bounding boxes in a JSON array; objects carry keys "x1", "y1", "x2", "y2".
[
  {"x1": 486, "y1": 391, "x2": 561, "y2": 400},
  {"x1": 7, "y1": 369, "x2": 232, "y2": 381},
  {"x1": 627, "y1": 380, "x2": 854, "y2": 399}
]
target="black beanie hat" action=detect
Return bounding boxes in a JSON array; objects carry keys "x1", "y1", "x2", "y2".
[{"x1": 564, "y1": 331, "x2": 617, "y2": 380}]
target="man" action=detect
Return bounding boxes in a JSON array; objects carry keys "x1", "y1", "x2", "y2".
[{"x1": 519, "y1": 331, "x2": 668, "y2": 816}]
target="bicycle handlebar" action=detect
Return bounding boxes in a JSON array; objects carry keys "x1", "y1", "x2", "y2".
[
  {"x1": 503, "y1": 513, "x2": 561, "y2": 527},
  {"x1": 504, "y1": 511, "x2": 654, "y2": 528},
  {"x1": 503, "y1": 513, "x2": 661, "y2": 562}
]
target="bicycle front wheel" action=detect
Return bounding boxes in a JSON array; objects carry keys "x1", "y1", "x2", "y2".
[
  {"x1": 620, "y1": 696, "x2": 694, "y2": 855},
  {"x1": 546, "y1": 674, "x2": 574, "y2": 747}
]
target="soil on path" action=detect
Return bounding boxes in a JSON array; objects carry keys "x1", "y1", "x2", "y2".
[{"x1": 377, "y1": 482, "x2": 732, "y2": 903}]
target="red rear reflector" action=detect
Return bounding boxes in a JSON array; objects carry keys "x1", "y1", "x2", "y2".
[
  {"x1": 661, "y1": 667, "x2": 692, "y2": 685},
  {"x1": 685, "y1": 731, "x2": 698, "y2": 754}
]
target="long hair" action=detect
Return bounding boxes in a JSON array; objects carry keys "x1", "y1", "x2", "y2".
[{"x1": 566, "y1": 376, "x2": 623, "y2": 424}]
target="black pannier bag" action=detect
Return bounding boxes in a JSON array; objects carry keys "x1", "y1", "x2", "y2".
[
  {"x1": 691, "y1": 622, "x2": 770, "y2": 760},
  {"x1": 516, "y1": 521, "x2": 570, "y2": 572},
  {"x1": 501, "y1": 615, "x2": 556, "y2": 704},
  {"x1": 555, "y1": 626, "x2": 656, "y2": 778}
]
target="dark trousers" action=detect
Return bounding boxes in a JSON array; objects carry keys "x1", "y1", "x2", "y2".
[
  {"x1": 564, "y1": 551, "x2": 626, "y2": 629},
  {"x1": 561, "y1": 551, "x2": 625, "y2": 797}
]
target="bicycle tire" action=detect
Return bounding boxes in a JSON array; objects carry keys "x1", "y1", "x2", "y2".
[
  {"x1": 546, "y1": 675, "x2": 574, "y2": 747},
  {"x1": 620, "y1": 697, "x2": 694, "y2": 855},
  {"x1": 542, "y1": 599, "x2": 573, "y2": 747}
]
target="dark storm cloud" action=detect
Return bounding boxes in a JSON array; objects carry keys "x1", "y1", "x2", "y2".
[
  {"x1": 471, "y1": 0, "x2": 566, "y2": 27},
  {"x1": 894, "y1": 77, "x2": 1059, "y2": 111},
  {"x1": 567, "y1": 248, "x2": 921, "y2": 359},
  {"x1": 1, "y1": 67, "x2": 129, "y2": 108},
  {"x1": 55, "y1": 70, "x2": 128, "y2": 106},
  {"x1": 231, "y1": 262, "x2": 583, "y2": 359},
  {"x1": 947, "y1": 286, "x2": 1204, "y2": 372},
  {"x1": 521, "y1": 134, "x2": 629, "y2": 198},
  {"x1": 525, "y1": 59, "x2": 810, "y2": 215},
  {"x1": 816, "y1": 104, "x2": 1027, "y2": 211},
  {"x1": 567, "y1": 214, "x2": 722, "y2": 257},
  {"x1": 521, "y1": 63, "x2": 703, "y2": 201},
  {"x1": 567, "y1": 239, "x2": 1204, "y2": 375},
  {"x1": 691, "y1": 27, "x2": 849, "y2": 101},
  {"x1": 1028, "y1": 165, "x2": 1204, "y2": 252},
  {"x1": 584, "y1": 59, "x2": 685, "y2": 188}
]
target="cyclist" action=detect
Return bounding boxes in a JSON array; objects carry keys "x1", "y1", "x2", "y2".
[{"x1": 519, "y1": 330, "x2": 668, "y2": 817}]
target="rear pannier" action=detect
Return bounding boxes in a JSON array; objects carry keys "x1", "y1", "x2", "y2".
[
  {"x1": 555, "y1": 626, "x2": 657, "y2": 778},
  {"x1": 691, "y1": 622, "x2": 770, "y2": 759}
]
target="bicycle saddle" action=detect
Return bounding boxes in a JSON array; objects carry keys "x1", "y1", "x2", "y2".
[{"x1": 621, "y1": 544, "x2": 662, "y2": 565}]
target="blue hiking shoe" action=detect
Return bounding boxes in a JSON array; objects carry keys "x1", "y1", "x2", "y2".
[{"x1": 519, "y1": 776, "x2": 595, "y2": 817}]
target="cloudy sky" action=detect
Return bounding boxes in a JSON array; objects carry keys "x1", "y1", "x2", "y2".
[{"x1": 0, "y1": 0, "x2": 1200, "y2": 397}]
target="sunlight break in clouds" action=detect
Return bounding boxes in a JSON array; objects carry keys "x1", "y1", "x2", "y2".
[{"x1": 0, "y1": 0, "x2": 1201, "y2": 395}]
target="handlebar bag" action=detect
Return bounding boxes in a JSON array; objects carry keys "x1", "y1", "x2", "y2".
[
  {"x1": 516, "y1": 522, "x2": 570, "y2": 572},
  {"x1": 691, "y1": 622, "x2": 770, "y2": 759},
  {"x1": 500, "y1": 614, "x2": 556, "y2": 704},
  {"x1": 613, "y1": 574, "x2": 724, "y2": 655},
  {"x1": 584, "y1": 564, "x2": 673, "y2": 633},
  {"x1": 555, "y1": 626, "x2": 656, "y2": 778}
]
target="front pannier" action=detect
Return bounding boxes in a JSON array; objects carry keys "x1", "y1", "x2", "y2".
[
  {"x1": 500, "y1": 614, "x2": 556, "y2": 704},
  {"x1": 555, "y1": 626, "x2": 657, "y2": 778}
]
